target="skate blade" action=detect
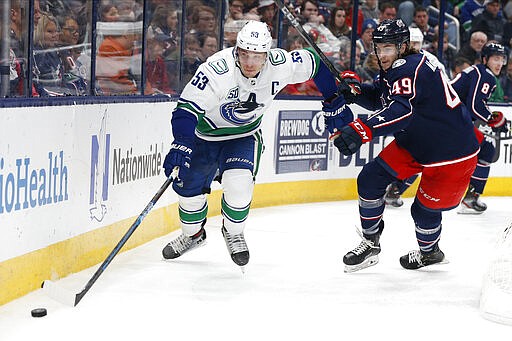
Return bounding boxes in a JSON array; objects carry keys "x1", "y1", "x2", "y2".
[
  {"x1": 427, "y1": 258, "x2": 450, "y2": 267},
  {"x1": 457, "y1": 205, "x2": 484, "y2": 215},
  {"x1": 344, "y1": 255, "x2": 379, "y2": 273},
  {"x1": 162, "y1": 240, "x2": 207, "y2": 261}
]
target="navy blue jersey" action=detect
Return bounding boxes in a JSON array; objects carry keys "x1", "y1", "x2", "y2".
[
  {"x1": 355, "y1": 53, "x2": 479, "y2": 165},
  {"x1": 450, "y1": 63, "x2": 496, "y2": 122}
]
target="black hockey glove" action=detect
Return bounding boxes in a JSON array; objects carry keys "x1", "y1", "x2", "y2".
[
  {"x1": 163, "y1": 138, "x2": 194, "y2": 180},
  {"x1": 331, "y1": 118, "x2": 373, "y2": 156},
  {"x1": 338, "y1": 70, "x2": 362, "y2": 104},
  {"x1": 488, "y1": 111, "x2": 510, "y2": 134},
  {"x1": 322, "y1": 94, "x2": 354, "y2": 135}
]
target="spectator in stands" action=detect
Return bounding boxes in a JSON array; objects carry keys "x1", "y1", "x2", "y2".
[
  {"x1": 471, "y1": 0, "x2": 505, "y2": 42},
  {"x1": 337, "y1": 0, "x2": 364, "y2": 35},
  {"x1": 500, "y1": 56, "x2": 512, "y2": 102},
  {"x1": 198, "y1": 32, "x2": 218, "y2": 61},
  {"x1": 225, "y1": 0, "x2": 244, "y2": 25},
  {"x1": 456, "y1": 30, "x2": 488, "y2": 65},
  {"x1": 285, "y1": 32, "x2": 304, "y2": 51},
  {"x1": 361, "y1": 0, "x2": 379, "y2": 21},
  {"x1": 148, "y1": 5, "x2": 178, "y2": 57},
  {"x1": 279, "y1": 31, "x2": 321, "y2": 97},
  {"x1": 258, "y1": 0, "x2": 278, "y2": 40},
  {"x1": 449, "y1": 56, "x2": 472, "y2": 79},
  {"x1": 96, "y1": 22, "x2": 145, "y2": 95},
  {"x1": 59, "y1": 15, "x2": 81, "y2": 72},
  {"x1": 358, "y1": 51, "x2": 380, "y2": 84},
  {"x1": 0, "y1": 6, "x2": 38, "y2": 97},
  {"x1": 303, "y1": 7, "x2": 343, "y2": 56},
  {"x1": 115, "y1": 0, "x2": 138, "y2": 22},
  {"x1": 357, "y1": 19, "x2": 377, "y2": 63},
  {"x1": 32, "y1": 13, "x2": 65, "y2": 96},
  {"x1": 189, "y1": 5, "x2": 217, "y2": 35},
  {"x1": 100, "y1": 3, "x2": 121, "y2": 22},
  {"x1": 396, "y1": 0, "x2": 422, "y2": 26},
  {"x1": 502, "y1": 16, "x2": 512, "y2": 49},
  {"x1": 378, "y1": 2, "x2": 397, "y2": 23},
  {"x1": 181, "y1": 33, "x2": 203, "y2": 83},
  {"x1": 327, "y1": 7, "x2": 351, "y2": 39},
  {"x1": 223, "y1": 19, "x2": 244, "y2": 48},
  {"x1": 9, "y1": 0, "x2": 41, "y2": 56},
  {"x1": 338, "y1": 39, "x2": 363, "y2": 73},
  {"x1": 428, "y1": 31, "x2": 456, "y2": 72},
  {"x1": 410, "y1": 6, "x2": 436, "y2": 47},
  {"x1": 146, "y1": 36, "x2": 173, "y2": 94},
  {"x1": 300, "y1": 0, "x2": 322, "y2": 24},
  {"x1": 460, "y1": 0, "x2": 487, "y2": 34}
]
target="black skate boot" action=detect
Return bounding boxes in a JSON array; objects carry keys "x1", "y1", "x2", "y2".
[
  {"x1": 162, "y1": 227, "x2": 207, "y2": 260},
  {"x1": 399, "y1": 244, "x2": 447, "y2": 270},
  {"x1": 384, "y1": 183, "x2": 403, "y2": 207},
  {"x1": 343, "y1": 222, "x2": 384, "y2": 273},
  {"x1": 222, "y1": 227, "x2": 249, "y2": 267},
  {"x1": 459, "y1": 185, "x2": 487, "y2": 214}
]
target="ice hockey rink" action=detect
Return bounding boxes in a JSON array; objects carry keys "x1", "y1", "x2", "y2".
[{"x1": 1, "y1": 197, "x2": 511, "y2": 340}]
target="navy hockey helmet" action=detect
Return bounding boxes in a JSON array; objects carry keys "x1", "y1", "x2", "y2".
[
  {"x1": 372, "y1": 19, "x2": 410, "y2": 46},
  {"x1": 481, "y1": 42, "x2": 507, "y2": 64}
]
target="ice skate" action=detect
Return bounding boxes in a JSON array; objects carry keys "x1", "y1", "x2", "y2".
[
  {"x1": 384, "y1": 183, "x2": 403, "y2": 208},
  {"x1": 399, "y1": 244, "x2": 447, "y2": 270},
  {"x1": 162, "y1": 228, "x2": 207, "y2": 260},
  {"x1": 458, "y1": 185, "x2": 487, "y2": 214},
  {"x1": 343, "y1": 226, "x2": 383, "y2": 273},
  {"x1": 222, "y1": 226, "x2": 250, "y2": 267}
]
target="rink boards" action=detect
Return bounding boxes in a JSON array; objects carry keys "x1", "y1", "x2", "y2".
[{"x1": 1, "y1": 99, "x2": 511, "y2": 305}]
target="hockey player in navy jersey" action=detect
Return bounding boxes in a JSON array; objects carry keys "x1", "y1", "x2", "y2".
[
  {"x1": 161, "y1": 20, "x2": 348, "y2": 268},
  {"x1": 326, "y1": 19, "x2": 480, "y2": 271},
  {"x1": 451, "y1": 42, "x2": 510, "y2": 214},
  {"x1": 384, "y1": 43, "x2": 511, "y2": 213}
]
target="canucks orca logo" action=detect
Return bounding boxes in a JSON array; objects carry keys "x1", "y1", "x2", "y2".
[{"x1": 220, "y1": 92, "x2": 264, "y2": 125}]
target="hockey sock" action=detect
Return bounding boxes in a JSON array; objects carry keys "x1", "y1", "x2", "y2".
[
  {"x1": 470, "y1": 161, "x2": 490, "y2": 194},
  {"x1": 411, "y1": 200, "x2": 442, "y2": 253}
]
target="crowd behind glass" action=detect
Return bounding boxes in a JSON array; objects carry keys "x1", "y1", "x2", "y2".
[{"x1": 2, "y1": 0, "x2": 512, "y2": 101}]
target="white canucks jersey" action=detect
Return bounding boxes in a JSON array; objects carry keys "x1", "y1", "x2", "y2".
[{"x1": 176, "y1": 47, "x2": 319, "y2": 141}]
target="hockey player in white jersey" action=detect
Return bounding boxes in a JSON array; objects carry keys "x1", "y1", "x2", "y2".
[{"x1": 161, "y1": 20, "x2": 352, "y2": 267}]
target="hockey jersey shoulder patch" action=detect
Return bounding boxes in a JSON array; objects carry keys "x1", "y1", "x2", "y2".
[
  {"x1": 392, "y1": 59, "x2": 406, "y2": 69},
  {"x1": 269, "y1": 49, "x2": 287, "y2": 66},
  {"x1": 208, "y1": 58, "x2": 229, "y2": 75}
]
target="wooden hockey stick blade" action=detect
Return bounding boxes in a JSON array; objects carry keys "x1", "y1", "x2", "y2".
[{"x1": 42, "y1": 280, "x2": 79, "y2": 307}]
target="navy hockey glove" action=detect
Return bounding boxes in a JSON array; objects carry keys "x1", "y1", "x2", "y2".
[
  {"x1": 338, "y1": 70, "x2": 362, "y2": 104},
  {"x1": 163, "y1": 139, "x2": 194, "y2": 180},
  {"x1": 322, "y1": 94, "x2": 354, "y2": 135},
  {"x1": 331, "y1": 118, "x2": 373, "y2": 156},
  {"x1": 488, "y1": 111, "x2": 509, "y2": 133}
]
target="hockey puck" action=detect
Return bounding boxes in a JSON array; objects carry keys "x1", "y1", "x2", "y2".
[{"x1": 31, "y1": 308, "x2": 47, "y2": 318}]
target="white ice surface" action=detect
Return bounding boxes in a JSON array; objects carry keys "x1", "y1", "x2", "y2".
[{"x1": 1, "y1": 197, "x2": 511, "y2": 340}]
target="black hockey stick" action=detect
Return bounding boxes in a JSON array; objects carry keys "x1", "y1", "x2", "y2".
[
  {"x1": 273, "y1": 0, "x2": 345, "y2": 85},
  {"x1": 43, "y1": 167, "x2": 179, "y2": 307}
]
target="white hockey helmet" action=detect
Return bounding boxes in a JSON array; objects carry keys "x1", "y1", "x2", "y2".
[{"x1": 236, "y1": 20, "x2": 272, "y2": 53}]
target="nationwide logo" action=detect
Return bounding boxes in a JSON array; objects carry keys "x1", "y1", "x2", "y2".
[
  {"x1": 89, "y1": 109, "x2": 164, "y2": 222},
  {"x1": 89, "y1": 111, "x2": 109, "y2": 222}
]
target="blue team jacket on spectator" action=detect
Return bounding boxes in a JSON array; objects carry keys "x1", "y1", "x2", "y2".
[{"x1": 353, "y1": 52, "x2": 479, "y2": 165}]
